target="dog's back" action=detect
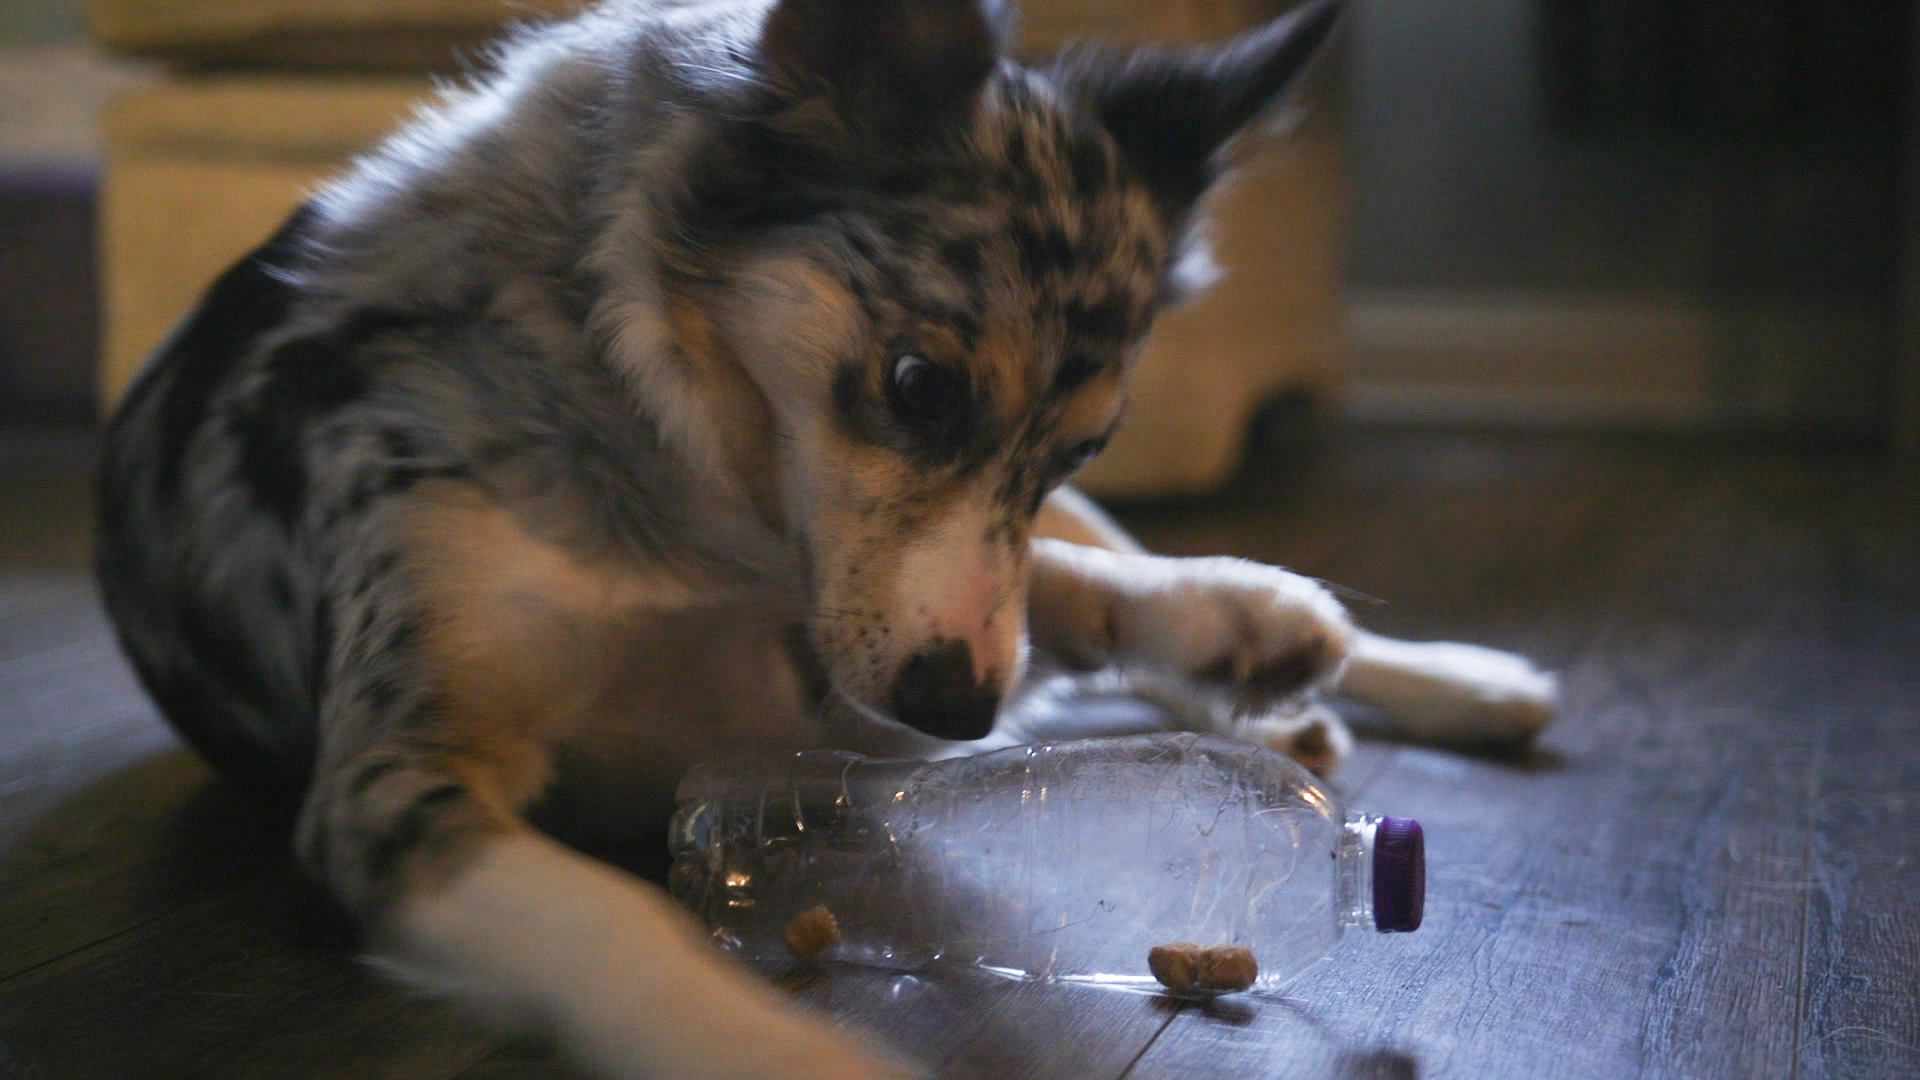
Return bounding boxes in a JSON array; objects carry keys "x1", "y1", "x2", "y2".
[
  {"x1": 98, "y1": 208, "x2": 325, "y2": 793},
  {"x1": 96, "y1": 2, "x2": 749, "y2": 798}
]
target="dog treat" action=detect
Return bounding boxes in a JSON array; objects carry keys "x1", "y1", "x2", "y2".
[
  {"x1": 784, "y1": 905, "x2": 842, "y2": 960},
  {"x1": 1148, "y1": 943, "x2": 1202, "y2": 990},
  {"x1": 1196, "y1": 944, "x2": 1259, "y2": 991},
  {"x1": 1148, "y1": 943, "x2": 1259, "y2": 993}
]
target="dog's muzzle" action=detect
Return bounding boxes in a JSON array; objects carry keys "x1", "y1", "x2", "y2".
[{"x1": 891, "y1": 638, "x2": 1001, "y2": 741}]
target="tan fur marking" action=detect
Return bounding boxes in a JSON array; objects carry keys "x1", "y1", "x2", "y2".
[
  {"x1": 972, "y1": 320, "x2": 1042, "y2": 424},
  {"x1": 666, "y1": 292, "x2": 789, "y2": 533},
  {"x1": 804, "y1": 430, "x2": 920, "y2": 697},
  {"x1": 1056, "y1": 376, "x2": 1124, "y2": 441},
  {"x1": 802, "y1": 412, "x2": 1039, "y2": 706},
  {"x1": 400, "y1": 483, "x2": 697, "y2": 811}
]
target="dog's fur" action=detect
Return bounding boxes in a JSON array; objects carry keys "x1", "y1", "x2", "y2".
[{"x1": 96, "y1": 0, "x2": 1555, "y2": 1075}]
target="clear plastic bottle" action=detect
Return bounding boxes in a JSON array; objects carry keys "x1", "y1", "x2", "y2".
[{"x1": 669, "y1": 733, "x2": 1423, "y2": 994}]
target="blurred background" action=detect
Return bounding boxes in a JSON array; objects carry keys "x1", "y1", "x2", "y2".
[{"x1": 0, "y1": 0, "x2": 1915, "y2": 472}]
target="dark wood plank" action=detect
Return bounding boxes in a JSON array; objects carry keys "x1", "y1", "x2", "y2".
[
  {"x1": 2, "y1": 427, "x2": 1914, "y2": 1080},
  {"x1": 1802, "y1": 706, "x2": 1920, "y2": 1079},
  {"x1": 0, "y1": 856, "x2": 496, "y2": 1080},
  {"x1": 0, "y1": 577, "x2": 294, "y2": 983},
  {"x1": 438, "y1": 937, "x2": 1181, "y2": 1079},
  {"x1": 1119, "y1": 435, "x2": 1917, "y2": 1079},
  {"x1": 180, "y1": 978, "x2": 498, "y2": 1080},
  {"x1": 1128, "y1": 680, "x2": 1822, "y2": 1077},
  {"x1": 787, "y1": 963, "x2": 1173, "y2": 1079},
  {"x1": 1792, "y1": 470, "x2": 1920, "y2": 1079},
  {"x1": 0, "y1": 436, "x2": 504, "y2": 1078}
]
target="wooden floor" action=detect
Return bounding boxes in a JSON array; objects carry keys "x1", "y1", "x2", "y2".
[{"x1": 1, "y1": 424, "x2": 1914, "y2": 1080}]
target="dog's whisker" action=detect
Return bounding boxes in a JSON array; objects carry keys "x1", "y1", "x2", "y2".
[{"x1": 1321, "y1": 580, "x2": 1387, "y2": 607}]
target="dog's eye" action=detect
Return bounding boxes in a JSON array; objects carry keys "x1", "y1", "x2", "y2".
[{"x1": 888, "y1": 354, "x2": 963, "y2": 421}]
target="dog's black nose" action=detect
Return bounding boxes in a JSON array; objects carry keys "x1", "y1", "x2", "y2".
[{"x1": 892, "y1": 639, "x2": 1001, "y2": 741}]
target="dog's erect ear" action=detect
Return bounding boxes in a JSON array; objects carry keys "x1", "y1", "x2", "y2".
[
  {"x1": 1052, "y1": 0, "x2": 1341, "y2": 221},
  {"x1": 761, "y1": 0, "x2": 1011, "y2": 141}
]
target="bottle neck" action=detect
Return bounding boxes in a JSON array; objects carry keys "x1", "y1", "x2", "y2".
[{"x1": 1336, "y1": 814, "x2": 1381, "y2": 930}]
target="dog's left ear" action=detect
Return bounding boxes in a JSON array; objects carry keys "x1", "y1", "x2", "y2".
[
  {"x1": 1050, "y1": 0, "x2": 1342, "y2": 224},
  {"x1": 761, "y1": 0, "x2": 1014, "y2": 143}
]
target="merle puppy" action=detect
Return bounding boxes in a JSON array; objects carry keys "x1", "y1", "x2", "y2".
[{"x1": 97, "y1": 0, "x2": 1553, "y2": 1074}]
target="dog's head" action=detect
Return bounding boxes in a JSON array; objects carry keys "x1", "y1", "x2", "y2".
[{"x1": 662, "y1": 0, "x2": 1340, "y2": 739}]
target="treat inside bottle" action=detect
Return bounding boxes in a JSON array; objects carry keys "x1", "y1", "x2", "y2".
[{"x1": 669, "y1": 734, "x2": 1425, "y2": 994}]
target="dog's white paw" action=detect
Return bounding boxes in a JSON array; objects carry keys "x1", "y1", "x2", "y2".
[
  {"x1": 1229, "y1": 696, "x2": 1354, "y2": 778},
  {"x1": 1105, "y1": 671, "x2": 1355, "y2": 777},
  {"x1": 1115, "y1": 556, "x2": 1353, "y2": 707},
  {"x1": 1339, "y1": 633, "x2": 1557, "y2": 744}
]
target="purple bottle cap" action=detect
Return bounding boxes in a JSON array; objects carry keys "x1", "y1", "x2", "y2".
[{"x1": 1372, "y1": 816, "x2": 1425, "y2": 932}]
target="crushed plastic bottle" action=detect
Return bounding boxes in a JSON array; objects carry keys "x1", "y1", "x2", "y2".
[{"x1": 669, "y1": 733, "x2": 1423, "y2": 994}]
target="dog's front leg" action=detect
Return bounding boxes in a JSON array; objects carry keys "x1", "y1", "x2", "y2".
[
  {"x1": 384, "y1": 830, "x2": 918, "y2": 1079},
  {"x1": 301, "y1": 749, "x2": 918, "y2": 1079},
  {"x1": 1031, "y1": 490, "x2": 1556, "y2": 750},
  {"x1": 1336, "y1": 631, "x2": 1557, "y2": 744},
  {"x1": 1031, "y1": 491, "x2": 1352, "y2": 694},
  {"x1": 1024, "y1": 533, "x2": 1356, "y2": 772},
  {"x1": 294, "y1": 597, "x2": 918, "y2": 1079}
]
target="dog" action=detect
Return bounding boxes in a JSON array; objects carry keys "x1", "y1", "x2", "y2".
[{"x1": 96, "y1": 0, "x2": 1556, "y2": 1075}]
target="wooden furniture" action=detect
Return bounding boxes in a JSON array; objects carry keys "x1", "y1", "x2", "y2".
[{"x1": 92, "y1": 0, "x2": 1344, "y2": 496}]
